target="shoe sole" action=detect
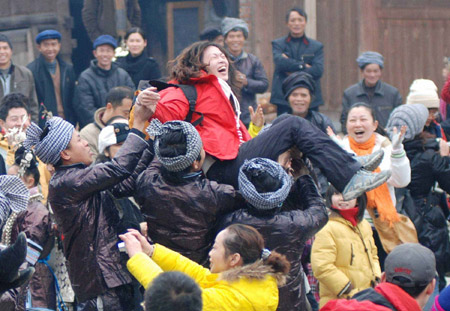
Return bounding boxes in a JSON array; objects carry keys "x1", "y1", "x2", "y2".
[
  {"x1": 342, "y1": 171, "x2": 391, "y2": 201},
  {"x1": 362, "y1": 150, "x2": 384, "y2": 172}
]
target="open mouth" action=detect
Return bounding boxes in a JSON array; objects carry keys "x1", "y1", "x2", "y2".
[
  {"x1": 354, "y1": 130, "x2": 365, "y2": 137},
  {"x1": 218, "y1": 66, "x2": 227, "y2": 73}
]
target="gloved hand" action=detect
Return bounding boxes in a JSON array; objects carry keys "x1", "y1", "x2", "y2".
[
  {"x1": 0, "y1": 232, "x2": 35, "y2": 296},
  {"x1": 391, "y1": 125, "x2": 407, "y2": 156}
]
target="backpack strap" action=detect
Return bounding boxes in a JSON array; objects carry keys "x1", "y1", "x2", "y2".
[
  {"x1": 177, "y1": 84, "x2": 203, "y2": 127},
  {"x1": 146, "y1": 80, "x2": 203, "y2": 126}
]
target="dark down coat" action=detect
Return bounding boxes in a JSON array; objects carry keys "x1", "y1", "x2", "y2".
[{"x1": 219, "y1": 175, "x2": 328, "y2": 311}]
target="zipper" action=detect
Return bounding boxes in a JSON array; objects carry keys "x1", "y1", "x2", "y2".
[{"x1": 350, "y1": 243, "x2": 354, "y2": 265}]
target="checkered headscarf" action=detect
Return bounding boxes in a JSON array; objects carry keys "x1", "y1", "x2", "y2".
[
  {"x1": 146, "y1": 119, "x2": 202, "y2": 172},
  {"x1": 239, "y1": 158, "x2": 293, "y2": 210},
  {"x1": 23, "y1": 117, "x2": 74, "y2": 165},
  {"x1": 0, "y1": 176, "x2": 29, "y2": 229}
]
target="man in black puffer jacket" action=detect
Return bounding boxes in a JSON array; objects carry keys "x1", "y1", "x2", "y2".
[
  {"x1": 74, "y1": 35, "x2": 134, "y2": 128},
  {"x1": 219, "y1": 157, "x2": 328, "y2": 311}
]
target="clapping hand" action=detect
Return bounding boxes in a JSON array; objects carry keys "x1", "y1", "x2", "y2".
[
  {"x1": 249, "y1": 104, "x2": 265, "y2": 128},
  {"x1": 391, "y1": 126, "x2": 407, "y2": 154}
]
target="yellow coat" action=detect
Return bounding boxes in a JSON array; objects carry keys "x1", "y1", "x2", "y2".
[
  {"x1": 311, "y1": 214, "x2": 381, "y2": 308},
  {"x1": 127, "y1": 244, "x2": 282, "y2": 311}
]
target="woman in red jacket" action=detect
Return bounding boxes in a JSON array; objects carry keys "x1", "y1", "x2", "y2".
[{"x1": 132, "y1": 41, "x2": 389, "y2": 200}]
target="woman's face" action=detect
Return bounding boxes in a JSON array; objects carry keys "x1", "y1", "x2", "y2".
[
  {"x1": 346, "y1": 106, "x2": 378, "y2": 144},
  {"x1": 331, "y1": 192, "x2": 357, "y2": 210},
  {"x1": 209, "y1": 229, "x2": 234, "y2": 273},
  {"x1": 126, "y1": 33, "x2": 147, "y2": 57},
  {"x1": 202, "y1": 46, "x2": 229, "y2": 81}
]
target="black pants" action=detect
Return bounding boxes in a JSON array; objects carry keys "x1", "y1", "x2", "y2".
[
  {"x1": 207, "y1": 115, "x2": 361, "y2": 192},
  {"x1": 78, "y1": 283, "x2": 137, "y2": 311}
]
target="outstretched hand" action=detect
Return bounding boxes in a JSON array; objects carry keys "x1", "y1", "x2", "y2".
[
  {"x1": 134, "y1": 87, "x2": 160, "y2": 125},
  {"x1": 391, "y1": 126, "x2": 407, "y2": 152},
  {"x1": 249, "y1": 104, "x2": 265, "y2": 128}
]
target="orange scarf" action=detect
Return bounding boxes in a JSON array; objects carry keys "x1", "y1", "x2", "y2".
[{"x1": 348, "y1": 134, "x2": 400, "y2": 225}]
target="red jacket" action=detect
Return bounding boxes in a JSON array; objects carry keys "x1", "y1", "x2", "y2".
[
  {"x1": 149, "y1": 73, "x2": 251, "y2": 160},
  {"x1": 321, "y1": 282, "x2": 422, "y2": 311}
]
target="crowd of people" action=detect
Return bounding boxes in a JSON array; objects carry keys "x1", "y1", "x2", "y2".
[{"x1": 0, "y1": 4, "x2": 448, "y2": 311}]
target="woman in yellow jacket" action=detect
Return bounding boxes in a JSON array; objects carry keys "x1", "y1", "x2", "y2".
[
  {"x1": 120, "y1": 224, "x2": 290, "y2": 311},
  {"x1": 311, "y1": 186, "x2": 381, "y2": 308}
]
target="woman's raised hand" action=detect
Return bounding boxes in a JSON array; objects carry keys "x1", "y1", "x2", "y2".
[
  {"x1": 391, "y1": 125, "x2": 407, "y2": 153},
  {"x1": 249, "y1": 104, "x2": 264, "y2": 128}
]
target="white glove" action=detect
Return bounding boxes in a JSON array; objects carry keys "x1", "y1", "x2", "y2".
[{"x1": 391, "y1": 126, "x2": 407, "y2": 155}]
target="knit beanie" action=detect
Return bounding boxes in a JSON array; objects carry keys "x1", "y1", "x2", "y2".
[
  {"x1": 356, "y1": 51, "x2": 384, "y2": 69},
  {"x1": 221, "y1": 17, "x2": 249, "y2": 38},
  {"x1": 432, "y1": 284, "x2": 450, "y2": 311},
  {"x1": 0, "y1": 34, "x2": 12, "y2": 49},
  {"x1": 406, "y1": 79, "x2": 440, "y2": 109},
  {"x1": 386, "y1": 104, "x2": 429, "y2": 141}
]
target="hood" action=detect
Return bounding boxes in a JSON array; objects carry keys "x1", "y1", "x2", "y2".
[{"x1": 219, "y1": 259, "x2": 287, "y2": 286}]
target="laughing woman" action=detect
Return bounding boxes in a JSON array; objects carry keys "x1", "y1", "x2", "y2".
[
  {"x1": 330, "y1": 102, "x2": 416, "y2": 257},
  {"x1": 120, "y1": 225, "x2": 290, "y2": 311}
]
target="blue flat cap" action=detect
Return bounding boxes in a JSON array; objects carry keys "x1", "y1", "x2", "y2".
[
  {"x1": 36, "y1": 30, "x2": 61, "y2": 44},
  {"x1": 93, "y1": 35, "x2": 117, "y2": 50}
]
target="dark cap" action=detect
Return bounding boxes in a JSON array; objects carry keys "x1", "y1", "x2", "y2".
[
  {"x1": 0, "y1": 34, "x2": 12, "y2": 49},
  {"x1": 199, "y1": 26, "x2": 222, "y2": 41},
  {"x1": 36, "y1": 30, "x2": 62, "y2": 44},
  {"x1": 93, "y1": 35, "x2": 117, "y2": 50},
  {"x1": 385, "y1": 243, "x2": 436, "y2": 288},
  {"x1": 282, "y1": 71, "x2": 315, "y2": 100}
]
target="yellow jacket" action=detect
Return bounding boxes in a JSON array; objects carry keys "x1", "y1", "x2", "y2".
[
  {"x1": 0, "y1": 137, "x2": 49, "y2": 201},
  {"x1": 127, "y1": 244, "x2": 282, "y2": 311},
  {"x1": 311, "y1": 214, "x2": 381, "y2": 308}
]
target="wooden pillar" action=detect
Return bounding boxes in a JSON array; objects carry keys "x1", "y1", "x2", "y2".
[
  {"x1": 304, "y1": 0, "x2": 317, "y2": 39},
  {"x1": 358, "y1": 0, "x2": 380, "y2": 53}
]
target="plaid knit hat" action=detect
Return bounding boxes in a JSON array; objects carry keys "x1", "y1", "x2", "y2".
[
  {"x1": 239, "y1": 158, "x2": 293, "y2": 210},
  {"x1": 23, "y1": 117, "x2": 74, "y2": 165},
  {"x1": 147, "y1": 119, "x2": 203, "y2": 172},
  {"x1": 0, "y1": 176, "x2": 29, "y2": 230}
]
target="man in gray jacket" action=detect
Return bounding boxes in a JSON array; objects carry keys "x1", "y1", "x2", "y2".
[
  {"x1": 0, "y1": 34, "x2": 38, "y2": 122},
  {"x1": 340, "y1": 51, "x2": 402, "y2": 132}
]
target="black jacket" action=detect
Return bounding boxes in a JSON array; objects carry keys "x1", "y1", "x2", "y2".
[
  {"x1": 27, "y1": 55, "x2": 77, "y2": 127},
  {"x1": 116, "y1": 52, "x2": 161, "y2": 88},
  {"x1": 341, "y1": 80, "x2": 402, "y2": 131},
  {"x1": 404, "y1": 138, "x2": 450, "y2": 272},
  {"x1": 231, "y1": 52, "x2": 269, "y2": 126},
  {"x1": 74, "y1": 60, "x2": 134, "y2": 128},
  {"x1": 48, "y1": 130, "x2": 148, "y2": 302},
  {"x1": 135, "y1": 160, "x2": 242, "y2": 266},
  {"x1": 270, "y1": 35, "x2": 324, "y2": 109},
  {"x1": 219, "y1": 175, "x2": 328, "y2": 311}
]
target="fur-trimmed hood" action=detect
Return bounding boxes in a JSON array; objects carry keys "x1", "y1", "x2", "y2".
[{"x1": 219, "y1": 260, "x2": 287, "y2": 286}]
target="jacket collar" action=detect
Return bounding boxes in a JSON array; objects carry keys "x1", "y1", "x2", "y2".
[
  {"x1": 230, "y1": 50, "x2": 248, "y2": 62},
  {"x1": 375, "y1": 282, "x2": 422, "y2": 311},
  {"x1": 90, "y1": 59, "x2": 117, "y2": 76},
  {"x1": 286, "y1": 34, "x2": 309, "y2": 45},
  {"x1": 356, "y1": 80, "x2": 384, "y2": 96},
  {"x1": 219, "y1": 259, "x2": 286, "y2": 285}
]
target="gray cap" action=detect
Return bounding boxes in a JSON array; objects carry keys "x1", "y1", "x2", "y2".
[{"x1": 385, "y1": 243, "x2": 436, "y2": 288}]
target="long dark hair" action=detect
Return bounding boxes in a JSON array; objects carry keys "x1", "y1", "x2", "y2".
[
  {"x1": 325, "y1": 185, "x2": 366, "y2": 223},
  {"x1": 223, "y1": 224, "x2": 290, "y2": 274},
  {"x1": 346, "y1": 102, "x2": 388, "y2": 137},
  {"x1": 168, "y1": 41, "x2": 240, "y2": 95}
]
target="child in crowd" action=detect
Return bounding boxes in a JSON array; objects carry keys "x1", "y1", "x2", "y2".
[{"x1": 311, "y1": 186, "x2": 381, "y2": 308}]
